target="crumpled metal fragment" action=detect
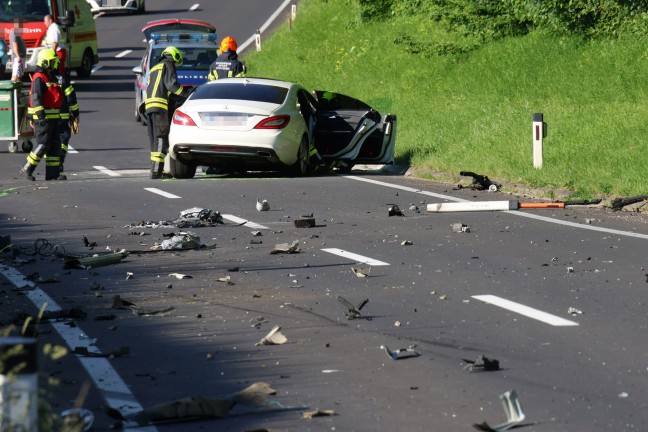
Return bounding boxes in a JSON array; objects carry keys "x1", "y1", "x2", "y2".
[
  {"x1": 380, "y1": 344, "x2": 420, "y2": 360},
  {"x1": 473, "y1": 390, "x2": 526, "y2": 432}
]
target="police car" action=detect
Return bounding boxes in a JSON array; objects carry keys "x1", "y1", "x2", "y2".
[{"x1": 132, "y1": 19, "x2": 218, "y2": 123}]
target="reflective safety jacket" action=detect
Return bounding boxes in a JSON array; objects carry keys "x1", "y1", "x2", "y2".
[
  {"x1": 28, "y1": 69, "x2": 62, "y2": 121},
  {"x1": 58, "y1": 77, "x2": 79, "y2": 121},
  {"x1": 207, "y1": 51, "x2": 246, "y2": 81},
  {"x1": 145, "y1": 57, "x2": 185, "y2": 114}
]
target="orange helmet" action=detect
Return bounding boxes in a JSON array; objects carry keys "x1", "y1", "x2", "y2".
[{"x1": 220, "y1": 36, "x2": 237, "y2": 53}]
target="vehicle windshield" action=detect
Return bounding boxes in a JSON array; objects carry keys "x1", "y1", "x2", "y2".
[
  {"x1": 192, "y1": 83, "x2": 289, "y2": 104},
  {"x1": 152, "y1": 47, "x2": 218, "y2": 71},
  {"x1": 0, "y1": 0, "x2": 51, "y2": 22}
]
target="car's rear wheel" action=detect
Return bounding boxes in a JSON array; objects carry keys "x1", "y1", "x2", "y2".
[
  {"x1": 76, "y1": 49, "x2": 94, "y2": 78},
  {"x1": 169, "y1": 157, "x2": 197, "y2": 179},
  {"x1": 290, "y1": 135, "x2": 310, "y2": 177}
]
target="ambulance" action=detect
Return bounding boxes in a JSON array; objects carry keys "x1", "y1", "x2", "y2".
[{"x1": 1, "y1": 0, "x2": 99, "y2": 78}]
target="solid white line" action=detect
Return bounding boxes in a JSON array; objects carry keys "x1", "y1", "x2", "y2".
[
  {"x1": 115, "y1": 49, "x2": 132, "y2": 58},
  {"x1": 473, "y1": 295, "x2": 579, "y2": 326},
  {"x1": 239, "y1": 0, "x2": 292, "y2": 52},
  {"x1": 321, "y1": 248, "x2": 390, "y2": 266},
  {"x1": 144, "y1": 188, "x2": 181, "y2": 199},
  {"x1": 345, "y1": 176, "x2": 648, "y2": 240},
  {"x1": 189, "y1": 3, "x2": 199, "y2": 11},
  {"x1": 222, "y1": 214, "x2": 268, "y2": 229},
  {"x1": 0, "y1": 266, "x2": 155, "y2": 424},
  {"x1": 93, "y1": 166, "x2": 121, "y2": 177},
  {"x1": 91, "y1": 65, "x2": 103, "y2": 74},
  {"x1": 67, "y1": 145, "x2": 78, "y2": 154}
]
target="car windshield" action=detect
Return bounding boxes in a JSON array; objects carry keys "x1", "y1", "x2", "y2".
[
  {"x1": 152, "y1": 47, "x2": 218, "y2": 71},
  {"x1": 192, "y1": 83, "x2": 289, "y2": 104},
  {"x1": 0, "y1": 0, "x2": 51, "y2": 21}
]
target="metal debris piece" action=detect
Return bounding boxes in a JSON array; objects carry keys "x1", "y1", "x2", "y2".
[
  {"x1": 176, "y1": 207, "x2": 223, "y2": 226},
  {"x1": 61, "y1": 408, "x2": 94, "y2": 432},
  {"x1": 256, "y1": 198, "x2": 270, "y2": 211},
  {"x1": 458, "y1": 171, "x2": 501, "y2": 191},
  {"x1": 294, "y1": 217, "x2": 315, "y2": 228},
  {"x1": 611, "y1": 195, "x2": 648, "y2": 211},
  {"x1": 64, "y1": 250, "x2": 128, "y2": 269},
  {"x1": 408, "y1": 204, "x2": 420, "y2": 213},
  {"x1": 216, "y1": 275, "x2": 234, "y2": 285},
  {"x1": 452, "y1": 223, "x2": 470, "y2": 233},
  {"x1": 567, "y1": 307, "x2": 583, "y2": 315},
  {"x1": 154, "y1": 232, "x2": 201, "y2": 250},
  {"x1": 83, "y1": 236, "x2": 97, "y2": 248},
  {"x1": 126, "y1": 272, "x2": 134, "y2": 280},
  {"x1": 401, "y1": 240, "x2": 413, "y2": 246},
  {"x1": 388, "y1": 204, "x2": 403, "y2": 216},
  {"x1": 251, "y1": 231, "x2": 263, "y2": 236},
  {"x1": 73, "y1": 346, "x2": 130, "y2": 358},
  {"x1": 169, "y1": 273, "x2": 192, "y2": 279},
  {"x1": 270, "y1": 241, "x2": 300, "y2": 254},
  {"x1": 250, "y1": 316, "x2": 268, "y2": 328},
  {"x1": 337, "y1": 295, "x2": 369, "y2": 320},
  {"x1": 380, "y1": 344, "x2": 420, "y2": 360},
  {"x1": 256, "y1": 325, "x2": 288, "y2": 346},
  {"x1": 303, "y1": 409, "x2": 335, "y2": 419},
  {"x1": 463, "y1": 355, "x2": 500, "y2": 372},
  {"x1": 473, "y1": 390, "x2": 526, "y2": 432},
  {"x1": 351, "y1": 267, "x2": 371, "y2": 278}
]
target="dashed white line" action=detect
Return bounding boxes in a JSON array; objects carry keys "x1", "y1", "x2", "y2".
[
  {"x1": 67, "y1": 145, "x2": 78, "y2": 154},
  {"x1": 93, "y1": 166, "x2": 121, "y2": 177},
  {"x1": 144, "y1": 188, "x2": 181, "y2": 199},
  {"x1": 473, "y1": 295, "x2": 579, "y2": 326},
  {"x1": 115, "y1": 49, "x2": 132, "y2": 58},
  {"x1": 222, "y1": 214, "x2": 268, "y2": 229},
  {"x1": 91, "y1": 65, "x2": 103, "y2": 74},
  {"x1": 189, "y1": 3, "x2": 200, "y2": 11},
  {"x1": 321, "y1": 248, "x2": 390, "y2": 266}
]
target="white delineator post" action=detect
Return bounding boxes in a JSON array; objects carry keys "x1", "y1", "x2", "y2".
[
  {"x1": 533, "y1": 113, "x2": 544, "y2": 169},
  {"x1": 0, "y1": 337, "x2": 39, "y2": 432},
  {"x1": 255, "y1": 29, "x2": 261, "y2": 51}
]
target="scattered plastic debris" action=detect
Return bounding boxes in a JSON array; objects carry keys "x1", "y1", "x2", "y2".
[
  {"x1": 64, "y1": 250, "x2": 128, "y2": 269},
  {"x1": 463, "y1": 355, "x2": 500, "y2": 372},
  {"x1": 401, "y1": 240, "x2": 413, "y2": 246},
  {"x1": 82, "y1": 236, "x2": 97, "y2": 248},
  {"x1": 153, "y1": 232, "x2": 201, "y2": 250},
  {"x1": 337, "y1": 295, "x2": 369, "y2": 320},
  {"x1": 216, "y1": 275, "x2": 234, "y2": 285},
  {"x1": 408, "y1": 204, "x2": 420, "y2": 213},
  {"x1": 303, "y1": 409, "x2": 335, "y2": 419},
  {"x1": 473, "y1": 390, "x2": 525, "y2": 432},
  {"x1": 294, "y1": 217, "x2": 315, "y2": 228},
  {"x1": 452, "y1": 223, "x2": 471, "y2": 233},
  {"x1": 270, "y1": 241, "x2": 300, "y2": 254},
  {"x1": 250, "y1": 316, "x2": 268, "y2": 328},
  {"x1": 256, "y1": 198, "x2": 270, "y2": 211},
  {"x1": 111, "y1": 295, "x2": 174, "y2": 316},
  {"x1": 61, "y1": 408, "x2": 94, "y2": 432},
  {"x1": 380, "y1": 345, "x2": 420, "y2": 360},
  {"x1": 611, "y1": 195, "x2": 648, "y2": 211},
  {"x1": 388, "y1": 204, "x2": 403, "y2": 216},
  {"x1": 567, "y1": 307, "x2": 583, "y2": 316},
  {"x1": 126, "y1": 272, "x2": 134, "y2": 280},
  {"x1": 351, "y1": 267, "x2": 371, "y2": 278},
  {"x1": 256, "y1": 325, "x2": 288, "y2": 346},
  {"x1": 169, "y1": 273, "x2": 192, "y2": 279},
  {"x1": 457, "y1": 171, "x2": 501, "y2": 191}
]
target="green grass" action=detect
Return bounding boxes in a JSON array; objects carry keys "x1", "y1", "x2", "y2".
[{"x1": 245, "y1": 0, "x2": 648, "y2": 199}]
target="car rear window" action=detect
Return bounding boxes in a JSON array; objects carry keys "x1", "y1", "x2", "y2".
[
  {"x1": 192, "y1": 83, "x2": 289, "y2": 104},
  {"x1": 152, "y1": 47, "x2": 218, "y2": 71}
]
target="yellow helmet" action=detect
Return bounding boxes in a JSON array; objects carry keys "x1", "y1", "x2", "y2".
[
  {"x1": 37, "y1": 48, "x2": 58, "y2": 69},
  {"x1": 162, "y1": 46, "x2": 183, "y2": 65}
]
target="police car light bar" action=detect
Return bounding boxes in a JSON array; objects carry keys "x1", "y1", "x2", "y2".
[{"x1": 150, "y1": 33, "x2": 217, "y2": 42}]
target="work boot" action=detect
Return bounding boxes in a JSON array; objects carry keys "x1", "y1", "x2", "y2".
[
  {"x1": 19, "y1": 165, "x2": 36, "y2": 181},
  {"x1": 46, "y1": 175, "x2": 67, "y2": 181}
]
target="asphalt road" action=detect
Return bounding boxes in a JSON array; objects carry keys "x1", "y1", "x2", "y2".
[{"x1": 2, "y1": 2, "x2": 648, "y2": 431}]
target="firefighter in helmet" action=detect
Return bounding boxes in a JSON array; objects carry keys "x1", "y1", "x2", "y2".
[
  {"x1": 144, "y1": 45, "x2": 189, "y2": 179},
  {"x1": 21, "y1": 48, "x2": 65, "y2": 181},
  {"x1": 207, "y1": 36, "x2": 246, "y2": 81}
]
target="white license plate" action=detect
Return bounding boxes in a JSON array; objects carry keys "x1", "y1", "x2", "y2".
[{"x1": 200, "y1": 113, "x2": 247, "y2": 127}]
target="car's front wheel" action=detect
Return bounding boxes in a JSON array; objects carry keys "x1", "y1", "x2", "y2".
[
  {"x1": 76, "y1": 49, "x2": 94, "y2": 78},
  {"x1": 169, "y1": 156, "x2": 197, "y2": 179},
  {"x1": 290, "y1": 135, "x2": 310, "y2": 177}
]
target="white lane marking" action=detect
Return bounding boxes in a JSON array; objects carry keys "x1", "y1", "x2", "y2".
[
  {"x1": 189, "y1": 3, "x2": 199, "y2": 11},
  {"x1": 91, "y1": 65, "x2": 103, "y2": 74},
  {"x1": 346, "y1": 176, "x2": 648, "y2": 240},
  {"x1": 239, "y1": 0, "x2": 292, "y2": 52},
  {"x1": 0, "y1": 266, "x2": 156, "y2": 426},
  {"x1": 115, "y1": 49, "x2": 132, "y2": 58},
  {"x1": 321, "y1": 248, "x2": 390, "y2": 266},
  {"x1": 93, "y1": 166, "x2": 121, "y2": 177},
  {"x1": 473, "y1": 295, "x2": 579, "y2": 327},
  {"x1": 144, "y1": 188, "x2": 181, "y2": 199},
  {"x1": 93, "y1": 12, "x2": 105, "y2": 19},
  {"x1": 67, "y1": 145, "x2": 78, "y2": 154},
  {"x1": 222, "y1": 214, "x2": 268, "y2": 229}
]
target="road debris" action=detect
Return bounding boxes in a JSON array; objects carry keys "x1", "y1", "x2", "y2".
[
  {"x1": 303, "y1": 409, "x2": 335, "y2": 419},
  {"x1": 169, "y1": 273, "x2": 192, "y2": 279},
  {"x1": 610, "y1": 195, "x2": 648, "y2": 211},
  {"x1": 216, "y1": 275, "x2": 234, "y2": 285},
  {"x1": 152, "y1": 232, "x2": 201, "y2": 250},
  {"x1": 64, "y1": 250, "x2": 128, "y2": 269},
  {"x1": 337, "y1": 295, "x2": 369, "y2": 320},
  {"x1": 452, "y1": 223, "x2": 470, "y2": 233},
  {"x1": 61, "y1": 408, "x2": 94, "y2": 432},
  {"x1": 270, "y1": 241, "x2": 300, "y2": 254},
  {"x1": 108, "y1": 382, "x2": 278, "y2": 425},
  {"x1": 256, "y1": 198, "x2": 270, "y2": 211},
  {"x1": 111, "y1": 295, "x2": 174, "y2": 316},
  {"x1": 388, "y1": 204, "x2": 403, "y2": 216},
  {"x1": 250, "y1": 316, "x2": 268, "y2": 328},
  {"x1": 126, "y1": 272, "x2": 134, "y2": 280},
  {"x1": 473, "y1": 390, "x2": 526, "y2": 432},
  {"x1": 428, "y1": 199, "x2": 602, "y2": 213},
  {"x1": 294, "y1": 217, "x2": 316, "y2": 228},
  {"x1": 82, "y1": 235, "x2": 97, "y2": 248},
  {"x1": 457, "y1": 171, "x2": 501, "y2": 191},
  {"x1": 129, "y1": 207, "x2": 224, "y2": 229},
  {"x1": 73, "y1": 346, "x2": 130, "y2": 359},
  {"x1": 351, "y1": 267, "x2": 371, "y2": 278},
  {"x1": 380, "y1": 344, "x2": 420, "y2": 360},
  {"x1": 463, "y1": 355, "x2": 500, "y2": 372},
  {"x1": 408, "y1": 204, "x2": 420, "y2": 213},
  {"x1": 256, "y1": 325, "x2": 288, "y2": 346},
  {"x1": 401, "y1": 240, "x2": 413, "y2": 246},
  {"x1": 567, "y1": 307, "x2": 583, "y2": 315}
]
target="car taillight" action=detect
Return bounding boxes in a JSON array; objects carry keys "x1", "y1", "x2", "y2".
[
  {"x1": 254, "y1": 115, "x2": 290, "y2": 129},
  {"x1": 173, "y1": 110, "x2": 197, "y2": 126}
]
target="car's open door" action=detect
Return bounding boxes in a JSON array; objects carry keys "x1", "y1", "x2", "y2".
[{"x1": 313, "y1": 90, "x2": 396, "y2": 165}]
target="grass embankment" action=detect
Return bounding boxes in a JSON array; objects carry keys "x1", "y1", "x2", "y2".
[{"x1": 246, "y1": 0, "x2": 648, "y2": 199}]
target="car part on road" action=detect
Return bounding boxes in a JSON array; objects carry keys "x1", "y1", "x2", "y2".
[
  {"x1": 462, "y1": 355, "x2": 500, "y2": 372},
  {"x1": 473, "y1": 390, "x2": 526, "y2": 432},
  {"x1": 337, "y1": 295, "x2": 369, "y2": 320},
  {"x1": 428, "y1": 199, "x2": 603, "y2": 212},
  {"x1": 255, "y1": 325, "x2": 288, "y2": 346},
  {"x1": 457, "y1": 171, "x2": 501, "y2": 191},
  {"x1": 611, "y1": 195, "x2": 648, "y2": 211},
  {"x1": 388, "y1": 204, "x2": 403, "y2": 216},
  {"x1": 351, "y1": 266, "x2": 371, "y2": 278},
  {"x1": 380, "y1": 344, "x2": 420, "y2": 360},
  {"x1": 256, "y1": 198, "x2": 270, "y2": 211},
  {"x1": 64, "y1": 250, "x2": 128, "y2": 269},
  {"x1": 270, "y1": 241, "x2": 300, "y2": 254},
  {"x1": 294, "y1": 217, "x2": 315, "y2": 228}
]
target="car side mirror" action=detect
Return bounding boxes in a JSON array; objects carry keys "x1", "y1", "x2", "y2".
[
  {"x1": 61, "y1": 10, "x2": 75, "y2": 27},
  {"x1": 132, "y1": 66, "x2": 143, "y2": 75}
]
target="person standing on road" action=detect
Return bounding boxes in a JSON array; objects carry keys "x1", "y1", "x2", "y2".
[
  {"x1": 144, "y1": 46, "x2": 188, "y2": 179},
  {"x1": 20, "y1": 49, "x2": 65, "y2": 181},
  {"x1": 9, "y1": 18, "x2": 26, "y2": 82},
  {"x1": 43, "y1": 14, "x2": 66, "y2": 76},
  {"x1": 56, "y1": 74, "x2": 79, "y2": 173},
  {"x1": 207, "y1": 36, "x2": 246, "y2": 81}
]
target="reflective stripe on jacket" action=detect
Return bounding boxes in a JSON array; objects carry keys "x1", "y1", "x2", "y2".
[{"x1": 145, "y1": 58, "x2": 185, "y2": 114}]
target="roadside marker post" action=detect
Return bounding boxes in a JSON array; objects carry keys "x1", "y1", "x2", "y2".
[
  {"x1": 0, "y1": 337, "x2": 38, "y2": 431},
  {"x1": 533, "y1": 113, "x2": 547, "y2": 169},
  {"x1": 255, "y1": 29, "x2": 261, "y2": 51}
]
